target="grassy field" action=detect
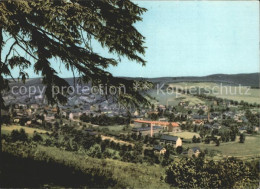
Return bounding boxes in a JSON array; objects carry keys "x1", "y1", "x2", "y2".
[
  {"x1": 184, "y1": 134, "x2": 260, "y2": 160},
  {"x1": 98, "y1": 124, "x2": 134, "y2": 136},
  {"x1": 3, "y1": 142, "x2": 169, "y2": 188},
  {"x1": 148, "y1": 89, "x2": 205, "y2": 106},
  {"x1": 37, "y1": 146, "x2": 168, "y2": 188},
  {"x1": 101, "y1": 135, "x2": 134, "y2": 146},
  {"x1": 168, "y1": 131, "x2": 200, "y2": 139},
  {"x1": 98, "y1": 125, "x2": 128, "y2": 132},
  {"x1": 1, "y1": 125, "x2": 51, "y2": 136},
  {"x1": 168, "y1": 82, "x2": 260, "y2": 104}
]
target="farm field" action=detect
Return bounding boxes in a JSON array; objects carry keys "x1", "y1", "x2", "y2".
[
  {"x1": 101, "y1": 135, "x2": 133, "y2": 146},
  {"x1": 1, "y1": 125, "x2": 51, "y2": 136},
  {"x1": 184, "y1": 135, "x2": 260, "y2": 160},
  {"x1": 168, "y1": 131, "x2": 200, "y2": 139},
  {"x1": 98, "y1": 125, "x2": 133, "y2": 135},
  {"x1": 168, "y1": 82, "x2": 260, "y2": 104},
  {"x1": 98, "y1": 125, "x2": 127, "y2": 132},
  {"x1": 148, "y1": 89, "x2": 205, "y2": 106}
]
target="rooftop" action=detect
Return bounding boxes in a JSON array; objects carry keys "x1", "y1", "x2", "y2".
[
  {"x1": 190, "y1": 147, "x2": 201, "y2": 153},
  {"x1": 153, "y1": 145, "x2": 164, "y2": 151},
  {"x1": 160, "y1": 135, "x2": 179, "y2": 142},
  {"x1": 132, "y1": 126, "x2": 162, "y2": 132},
  {"x1": 134, "y1": 120, "x2": 179, "y2": 127}
]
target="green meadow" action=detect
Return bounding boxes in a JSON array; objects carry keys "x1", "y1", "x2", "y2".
[
  {"x1": 168, "y1": 82, "x2": 260, "y2": 104},
  {"x1": 184, "y1": 135, "x2": 260, "y2": 160}
]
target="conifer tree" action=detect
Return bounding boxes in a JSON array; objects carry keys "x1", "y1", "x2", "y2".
[{"x1": 0, "y1": 0, "x2": 148, "y2": 171}]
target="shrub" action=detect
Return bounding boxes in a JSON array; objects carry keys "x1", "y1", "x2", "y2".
[
  {"x1": 239, "y1": 133, "x2": 245, "y2": 143},
  {"x1": 32, "y1": 133, "x2": 43, "y2": 142},
  {"x1": 87, "y1": 144, "x2": 102, "y2": 158},
  {"x1": 165, "y1": 157, "x2": 258, "y2": 188},
  {"x1": 10, "y1": 129, "x2": 28, "y2": 142}
]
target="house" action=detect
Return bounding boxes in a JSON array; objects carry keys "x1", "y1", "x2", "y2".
[
  {"x1": 158, "y1": 105, "x2": 166, "y2": 111},
  {"x1": 133, "y1": 120, "x2": 179, "y2": 136},
  {"x1": 134, "y1": 120, "x2": 179, "y2": 128},
  {"x1": 90, "y1": 105, "x2": 99, "y2": 112},
  {"x1": 71, "y1": 112, "x2": 82, "y2": 119},
  {"x1": 132, "y1": 126, "x2": 163, "y2": 135},
  {"x1": 16, "y1": 112, "x2": 24, "y2": 117},
  {"x1": 82, "y1": 105, "x2": 91, "y2": 110},
  {"x1": 69, "y1": 113, "x2": 74, "y2": 120},
  {"x1": 26, "y1": 121, "x2": 32, "y2": 126},
  {"x1": 147, "y1": 111, "x2": 159, "y2": 115},
  {"x1": 35, "y1": 95, "x2": 43, "y2": 100},
  {"x1": 224, "y1": 111, "x2": 235, "y2": 117},
  {"x1": 212, "y1": 123, "x2": 221, "y2": 129},
  {"x1": 26, "y1": 109, "x2": 32, "y2": 116},
  {"x1": 51, "y1": 108, "x2": 58, "y2": 113},
  {"x1": 253, "y1": 126, "x2": 259, "y2": 132},
  {"x1": 153, "y1": 145, "x2": 166, "y2": 155},
  {"x1": 179, "y1": 101, "x2": 188, "y2": 106},
  {"x1": 3, "y1": 95, "x2": 15, "y2": 101},
  {"x1": 192, "y1": 115, "x2": 208, "y2": 121},
  {"x1": 13, "y1": 118, "x2": 20, "y2": 123},
  {"x1": 45, "y1": 115, "x2": 55, "y2": 122},
  {"x1": 133, "y1": 110, "x2": 139, "y2": 116},
  {"x1": 82, "y1": 129, "x2": 97, "y2": 136},
  {"x1": 204, "y1": 124, "x2": 212, "y2": 129},
  {"x1": 211, "y1": 112, "x2": 219, "y2": 118},
  {"x1": 159, "y1": 118, "x2": 167, "y2": 122},
  {"x1": 61, "y1": 111, "x2": 67, "y2": 117},
  {"x1": 160, "y1": 135, "x2": 182, "y2": 148},
  {"x1": 168, "y1": 124, "x2": 182, "y2": 133},
  {"x1": 105, "y1": 111, "x2": 116, "y2": 117},
  {"x1": 18, "y1": 104, "x2": 27, "y2": 109},
  {"x1": 36, "y1": 119, "x2": 43, "y2": 125},
  {"x1": 239, "y1": 126, "x2": 247, "y2": 133},
  {"x1": 30, "y1": 104, "x2": 39, "y2": 109},
  {"x1": 193, "y1": 120, "x2": 204, "y2": 125},
  {"x1": 241, "y1": 117, "x2": 249, "y2": 123},
  {"x1": 188, "y1": 147, "x2": 201, "y2": 157}
]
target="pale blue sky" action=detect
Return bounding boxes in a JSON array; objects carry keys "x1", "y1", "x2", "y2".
[{"x1": 5, "y1": 1, "x2": 260, "y2": 78}]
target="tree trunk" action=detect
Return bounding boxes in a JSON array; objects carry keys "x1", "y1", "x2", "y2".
[
  {"x1": 0, "y1": 96, "x2": 2, "y2": 179},
  {"x1": 0, "y1": 26, "x2": 3, "y2": 178}
]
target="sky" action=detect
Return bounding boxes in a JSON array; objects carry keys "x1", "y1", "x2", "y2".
[{"x1": 4, "y1": 1, "x2": 260, "y2": 78}]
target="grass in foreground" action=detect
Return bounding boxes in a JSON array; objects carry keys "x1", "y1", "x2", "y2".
[{"x1": 2, "y1": 142, "x2": 169, "y2": 188}]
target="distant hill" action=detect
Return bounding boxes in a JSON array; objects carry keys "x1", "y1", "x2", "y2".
[
  {"x1": 8, "y1": 73, "x2": 260, "y2": 88},
  {"x1": 4, "y1": 73, "x2": 259, "y2": 105},
  {"x1": 125, "y1": 73, "x2": 260, "y2": 88}
]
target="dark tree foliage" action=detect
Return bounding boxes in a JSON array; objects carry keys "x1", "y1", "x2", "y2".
[
  {"x1": 0, "y1": 115, "x2": 11, "y2": 124},
  {"x1": 80, "y1": 113, "x2": 129, "y2": 126},
  {"x1": 10, "y1": 129, "x2": 28, "y2": 142},
  {"x1": 192, "y1": 135, "x2": 197, "y2": 143},
  {"x1": 0, "y1": 0, "x2": 149, "y2": 104},
  {"x1": 166, "y1": 157, "x2": 258, "y2": 188},
  {"x1": 239, "y1": 133, "x2": 245, "y2": 143},
  {"x1": 176, "y1": 146, "x2": 182, "y2": 154},
  {"x1": 32, "y1": 132, "x2": 43, "y2": 142},
  {"x1": 245, "y1": 110, "x2": 260, "y2": 127},
  {"x1": 0, "y1": 0, "x2": 149, "y2": 165},
  {"x1": 215, "y1": 139, "x2": 220, "y2": 146}
]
